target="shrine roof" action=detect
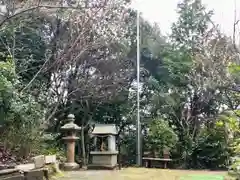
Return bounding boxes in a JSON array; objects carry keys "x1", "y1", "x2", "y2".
[{"x1": 91, "y1": 124, "x2": 117, "y2": 135}]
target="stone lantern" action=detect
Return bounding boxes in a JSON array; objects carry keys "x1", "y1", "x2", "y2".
[
  {"x1": 60, "y1": 114, "x2": 81, "y2": 170},
  {"x1": 88, "y1": 124, "x2": 118, "y2": 170}
]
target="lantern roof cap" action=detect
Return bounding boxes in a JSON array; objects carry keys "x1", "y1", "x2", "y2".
[{"x1": 60, "y1": 114, "x2": 81, "y2": 131}]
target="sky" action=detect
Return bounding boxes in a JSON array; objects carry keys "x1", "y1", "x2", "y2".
[{"x1": 131, "y1": 0, "x2": 240, "y2": 38}]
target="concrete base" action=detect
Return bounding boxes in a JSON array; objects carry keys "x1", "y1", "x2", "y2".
[
  {"x1": 87, "y1": 164, "x2": 118, "y2": 170},
  {"x1": 88, "y1": 151, "x2": 118, "y2": 170},
  {"x1": 62, "y1": 162, "x2": 80, "y2": 171}
]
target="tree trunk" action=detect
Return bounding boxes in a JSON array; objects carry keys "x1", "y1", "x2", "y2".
[
  {"x1": 117, "y1": 136, "x2": 122, "y2": 169},
  {"x1": 86, "y1": 142, "x2": 89, "y2": 164},
  {"x1": 81, "y1": 126, "x2": 87, "y2": 166}
]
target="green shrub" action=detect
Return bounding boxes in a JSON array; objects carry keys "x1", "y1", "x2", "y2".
[
  {"x1": 192, "y1": 124, "x2": 230, "y2": 169},
  {"x1": 146, "y1": 118, "x2": 178, "y2": 156},
  {"x1": 228, "y1": 137, "x2": 240, "y2": 179},
  {"x1": 40, "y1": 142, "x2": 66, "y2": 162}
]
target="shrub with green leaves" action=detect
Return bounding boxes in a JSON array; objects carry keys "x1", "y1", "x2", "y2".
[
  {"x1": 192, "y1": 123, "x2": 230, "y2": 169},
  {"x1": 227, "y1": 113, "x2": 240, "y2": 178},
  {"x1": 146, "y1": 118, "x2": 178, "y2": 156}
]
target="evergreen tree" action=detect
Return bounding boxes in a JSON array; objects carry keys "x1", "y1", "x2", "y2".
[{"x1": 171, "y1": 0, "x2": 213, "y2": 53}]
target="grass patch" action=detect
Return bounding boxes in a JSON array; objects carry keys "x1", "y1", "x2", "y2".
[
  {"x1": 104, "y1": 168, "x2": 229, "y2": 180},
  {"x1": 45, "y1": 164, "x2": 64, "y2": 180},
  {"x1": 179, "y1": 174, "x2": 224, "y2": 180}
]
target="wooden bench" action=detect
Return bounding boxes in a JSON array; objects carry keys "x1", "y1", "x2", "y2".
[{"x1": 142, "y1": 157, "x2": 173, "y2": 169}]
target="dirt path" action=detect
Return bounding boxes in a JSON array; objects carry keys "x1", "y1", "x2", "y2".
[{"x1": 58, "y1": 170, "x2": 121, "y2": 180}]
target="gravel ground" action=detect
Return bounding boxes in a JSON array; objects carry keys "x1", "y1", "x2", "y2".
[{"x1": 57, "y1": 168, "x2": 228, "y2": 180}]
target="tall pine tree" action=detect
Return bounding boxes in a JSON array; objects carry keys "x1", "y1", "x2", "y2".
[{"x1": 171, "y1": 0, "x2": 213, "y2": 53}]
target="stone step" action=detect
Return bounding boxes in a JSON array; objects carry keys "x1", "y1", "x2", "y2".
[
  {"x1": 1, "y1": 175, "x2": 24, "y2": 180},
  {"x1": 15, "y1": 164, "x2": 35, "y2": 171}
]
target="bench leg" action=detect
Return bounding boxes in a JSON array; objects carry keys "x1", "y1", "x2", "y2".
[
  {"x1": 145, "y1": 161, "x2": 148, "y2": 168},
  {"x1": 164, "y1": 162, "x2": 167, "y2": 169},
  {"x1": 149, "y1": 160, "x2": 151, "y2": 168}
]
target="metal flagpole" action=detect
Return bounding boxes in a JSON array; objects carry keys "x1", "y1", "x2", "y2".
[{"x1": 136, "y1": 5, "x2": 141, "y2": 166}]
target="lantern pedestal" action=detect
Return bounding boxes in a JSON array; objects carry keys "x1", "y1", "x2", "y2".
[
  {"x1": 62, "y1": 162, "x2": 79, "y2": 171},
  {"x1": 60, "y1": 114, "x2": 81, "y2": 171},
  {"x1": 62, "y1": 136, "x2": 80, "y2": 170}
]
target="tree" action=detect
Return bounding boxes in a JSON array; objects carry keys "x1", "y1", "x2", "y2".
[
  {"x1": 171, "y1": 0, "x2": 214, "y2": 53},
  {"x1": 142, "y1": 0, "x2": 239, "y2": 168},
  {"x1": 0, "y1": 56, "x2": 43, "y2": 159},
  {"x1": 0, "y1": 0, "x2": 136, "y2": 165}
]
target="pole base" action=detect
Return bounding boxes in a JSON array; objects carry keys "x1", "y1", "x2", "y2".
[{"x1": 62, "y1": 162, "x2": 79, "y2": 171}]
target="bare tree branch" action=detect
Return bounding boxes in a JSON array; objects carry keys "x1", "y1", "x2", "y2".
[{"x1": 0, "y1": 2, "x2": 105, "y2": 28}]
